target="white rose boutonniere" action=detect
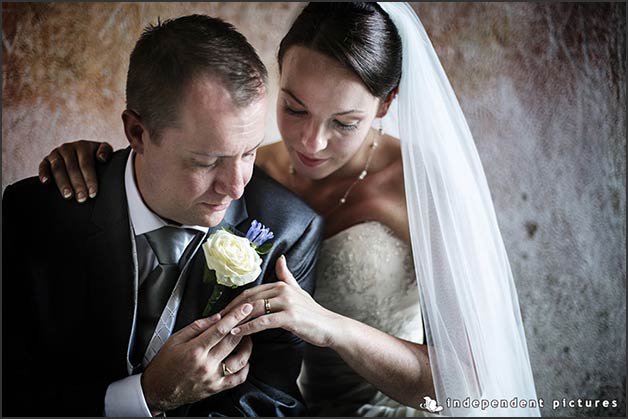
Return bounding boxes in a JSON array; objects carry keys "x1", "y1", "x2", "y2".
[
  {"x1": 203, "y1": 230, "x2": 262, "y2": 288},
  {"x1": 201, "y1": 220, "x2": 274, "y2": 316}
]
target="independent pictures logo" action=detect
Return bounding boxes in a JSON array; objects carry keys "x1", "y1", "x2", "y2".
[
  {"x1": 444, "y1": 396, "x2": 619, "y2": 411},
  {"x1": 419, "y1": 395, "x2": 620, "y2": 413},
  {"x1": 419, "y1": 396, "x2": 444, "y2": 413}
]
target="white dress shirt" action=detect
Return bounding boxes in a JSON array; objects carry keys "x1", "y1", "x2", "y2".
[{"x1": 105, "y1": 151, "x2": 208, "y2": 416}]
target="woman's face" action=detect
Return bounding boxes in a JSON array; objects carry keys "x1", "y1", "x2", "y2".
[{"x1": 277, "y1": 46, "x2": 382, "y2": 180}]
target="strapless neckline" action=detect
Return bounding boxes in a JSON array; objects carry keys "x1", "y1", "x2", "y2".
[{"x1": 323, "y1": 220, "x2": 390, "y2": 242}]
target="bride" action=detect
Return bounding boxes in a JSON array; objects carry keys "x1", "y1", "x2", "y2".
[{"x1": 38, "y1": 3, "x2": 539, "y2": 416}]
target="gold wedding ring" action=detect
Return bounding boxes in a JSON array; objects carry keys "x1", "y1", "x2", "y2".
[
  {"x1": 222, "y1": 361, "x2": 234, "y2": 377},
  {"x1": 264, "y1": 298, "x2": 272, "y2": 315}
]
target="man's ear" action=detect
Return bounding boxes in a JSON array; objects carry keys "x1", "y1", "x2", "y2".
[
  {"x1": 122, "y1": 110, "x2": 147, "y2": 154},
  {"x1": 376, "y1": 86, "x2": 399, "y2": 118}
]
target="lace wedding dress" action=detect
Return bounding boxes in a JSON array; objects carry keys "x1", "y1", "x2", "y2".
[{"x1": 298, "y1": 221, "x2": 430, "y2": 417}]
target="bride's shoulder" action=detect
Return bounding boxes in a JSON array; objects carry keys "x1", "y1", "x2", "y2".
[
  {"x1": 359, "y1": 134, "x2": 409, "y2": 241},
  {"x1": 256, "y1": 141, "x2": 285, "y2": 163},
  {"x1": 374, "y1": 134, "x2": 405, "y2": 188},
  {"x1": 255, "y1": 141, "x2": 290, "y2": 183}
]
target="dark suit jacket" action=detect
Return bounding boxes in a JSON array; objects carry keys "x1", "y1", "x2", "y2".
[{"x1": 2, "y1": 148, "x2": 324, "y2": 416}]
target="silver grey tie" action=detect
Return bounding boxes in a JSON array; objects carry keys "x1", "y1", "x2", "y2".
[{"x1": 131, "y1": 226, "x2": 196, "y2": 367}]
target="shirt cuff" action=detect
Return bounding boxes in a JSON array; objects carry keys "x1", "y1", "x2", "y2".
[{"x1": 105, "y1": 373, "x2": 153, "y2": 417}]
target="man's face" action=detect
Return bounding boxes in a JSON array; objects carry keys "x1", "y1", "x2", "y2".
[{"x1": 134, "y1": 77, "x2": 267, "y2": 227}]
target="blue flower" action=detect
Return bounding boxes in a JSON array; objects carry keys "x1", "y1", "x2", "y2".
[{"x1": 246, "y1": 219, "x2": 274, "y2": 247}]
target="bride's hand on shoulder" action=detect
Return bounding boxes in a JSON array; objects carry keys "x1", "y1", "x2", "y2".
[
  {"x1": 220, "y1": 255, "x2": 338, "y2": 348},
  {"x1": 38, "y1": 140, "x2": 113, "y2": 203}
]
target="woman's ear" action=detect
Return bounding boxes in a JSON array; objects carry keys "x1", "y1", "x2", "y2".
[
  {"x1": 376, "y1": 86, "x2": 399, "y2": 118},
  {"x1": 121, "y1": 109, "x2": 147, "y2": 154}
]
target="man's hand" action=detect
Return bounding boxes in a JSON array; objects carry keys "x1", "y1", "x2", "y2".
[{"x1": 141, "y1": 303, "x2": 254, "y2": 414}]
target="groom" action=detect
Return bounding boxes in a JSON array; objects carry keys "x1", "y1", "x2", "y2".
[{"x1": 3, "y1": 15, "x2": 323, "y2": 416}]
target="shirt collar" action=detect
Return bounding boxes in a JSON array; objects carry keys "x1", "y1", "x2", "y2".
[{"x1": 124, "y1": 151, "x2": 209, "y2": 236}]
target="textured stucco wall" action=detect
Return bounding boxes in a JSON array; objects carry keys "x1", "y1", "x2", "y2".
[{"x1": 2, "y1": 2, "x2": 625, "y2": 416}]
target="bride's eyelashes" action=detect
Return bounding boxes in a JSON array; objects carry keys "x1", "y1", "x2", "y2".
[
  {"x1": 283, "y1": 105, "x2": 359, "y2": 132},
  {"x1": 331, "y1": 120, "x2": 359, "y2": 132}
]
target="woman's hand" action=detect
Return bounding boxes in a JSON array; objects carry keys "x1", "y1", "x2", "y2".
[
  {"x1": 220, "y1": 255, "x2": 339, "y2": 348},
  {"x1": 38, "y1": 140, "x2": 113, "y2": 202}
]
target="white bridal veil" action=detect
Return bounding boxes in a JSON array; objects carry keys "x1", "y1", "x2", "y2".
[{"x1": 378, "y1": 3, "x2": 540, "y2": 416}]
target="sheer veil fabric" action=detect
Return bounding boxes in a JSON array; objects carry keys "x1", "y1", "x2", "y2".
[{"x1": 378, "y1": 3, "x2": 540, "y2": 416}]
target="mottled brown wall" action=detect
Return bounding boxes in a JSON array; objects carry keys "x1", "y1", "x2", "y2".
[
  {"x1": 2, "y1": 2, "x2": 625, "y2": 416},
  {"x1": 2, "y1": 2, "x2": 303, "y2": 170}
]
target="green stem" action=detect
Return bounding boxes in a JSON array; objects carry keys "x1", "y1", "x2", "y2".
[{"x1": 202, "y1": 284, "x2": 224, "y2": 317}]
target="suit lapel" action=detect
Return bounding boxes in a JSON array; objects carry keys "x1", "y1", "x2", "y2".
[
  {"x1": 174, "y1": 197, "x2": 248, "y2": 331},
  {"x1": 84, "y1": 149, "x2": 136, "y2": 370}
]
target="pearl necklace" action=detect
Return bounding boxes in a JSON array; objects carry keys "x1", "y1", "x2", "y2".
[{"x1": 289, "y1": 129, "x2": 381, "y2": 216}]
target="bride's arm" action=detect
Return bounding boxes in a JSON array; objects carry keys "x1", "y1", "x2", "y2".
[
  {"x1": 221, "y1": 256, "x2": 435, "y2": 408},
  {"x1": 38, "y1": 140, "x2": 113, "y2": 202},
  {"x1": 330, "y1": 312, "x2": 434, "y2": 408}
]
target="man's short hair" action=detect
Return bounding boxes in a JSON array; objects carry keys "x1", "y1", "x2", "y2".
[{"x1": 126, "y1": 14, "x2": 268, "y2": 141}]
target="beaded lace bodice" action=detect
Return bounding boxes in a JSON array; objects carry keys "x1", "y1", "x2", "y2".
[
  {"x1": 314, "y1": 221, "x2": 423, "y2": 343},
  {"x1": 298, "y1": 221, "x2": 424, "y2": 416}
]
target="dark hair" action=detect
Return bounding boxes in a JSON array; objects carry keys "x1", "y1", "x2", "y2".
[
  {"x1": 126, "y1": 14, "x2": 268, "y2": 141},
  {"x1": 278, "y1": 2, "x2": 401, "y2": 99}
]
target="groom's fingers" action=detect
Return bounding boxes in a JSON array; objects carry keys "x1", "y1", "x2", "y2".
[
  {"x1": 275, "y1": 255, "x2": 299, "y2": 287},
  {"x1": 210, "y1": 332, "x2": 242, "y2": 362},
  {"x1": 221, "y1": 362, "x2": 250, "y2": 389},
  {"x1": 169, "y1": 313, "x2": 221, "y2": 344},
  {"x1": 195, "y1": 303, "x2": 253, "y2": 350},
  {"x1": 221, "y1": 337, "x2": 252, "y2": 380}
]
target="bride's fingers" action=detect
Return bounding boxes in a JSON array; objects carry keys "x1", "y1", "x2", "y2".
[
  {"x1": 231, "y1": 312, "x2": 285, "y2": 337},
  {"x1": 224, "y1": 295, "x2": 279, "y2": 323},
  {"x1": 96, "y1": 141, "x2": 114, "y2": 162},
  {"x1": 222, "y1": 256, "x2": 299, "y2": 316},
  {"x1": 45, "y1": 149, "x2": 74, "y2": 200},
  {"x1": 225, "y1": 291, "x2": 291, "y2": 325},
  {"x1": 220, "y1": 285, "x2": 281, "y2": 317},
  {"x1": 275, "y1": 255, "x2": 299, "y2": 287},
  {"x1": 248, "y1": 295, "x2": 286, "y2": 319},
  {"x1": 38, "y1": 158, "x2": 52, "y2": 184},
  {"x1": 75, "y1": 140, "x2": 99, "y2": 199},
  {"x1": 58, "y1": 143, "x2": 90, "y2": 203}
]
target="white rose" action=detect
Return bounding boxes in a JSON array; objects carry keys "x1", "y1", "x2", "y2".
[{"x1": 202, "y1": 229, "x2": 262, "y2": 287}]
